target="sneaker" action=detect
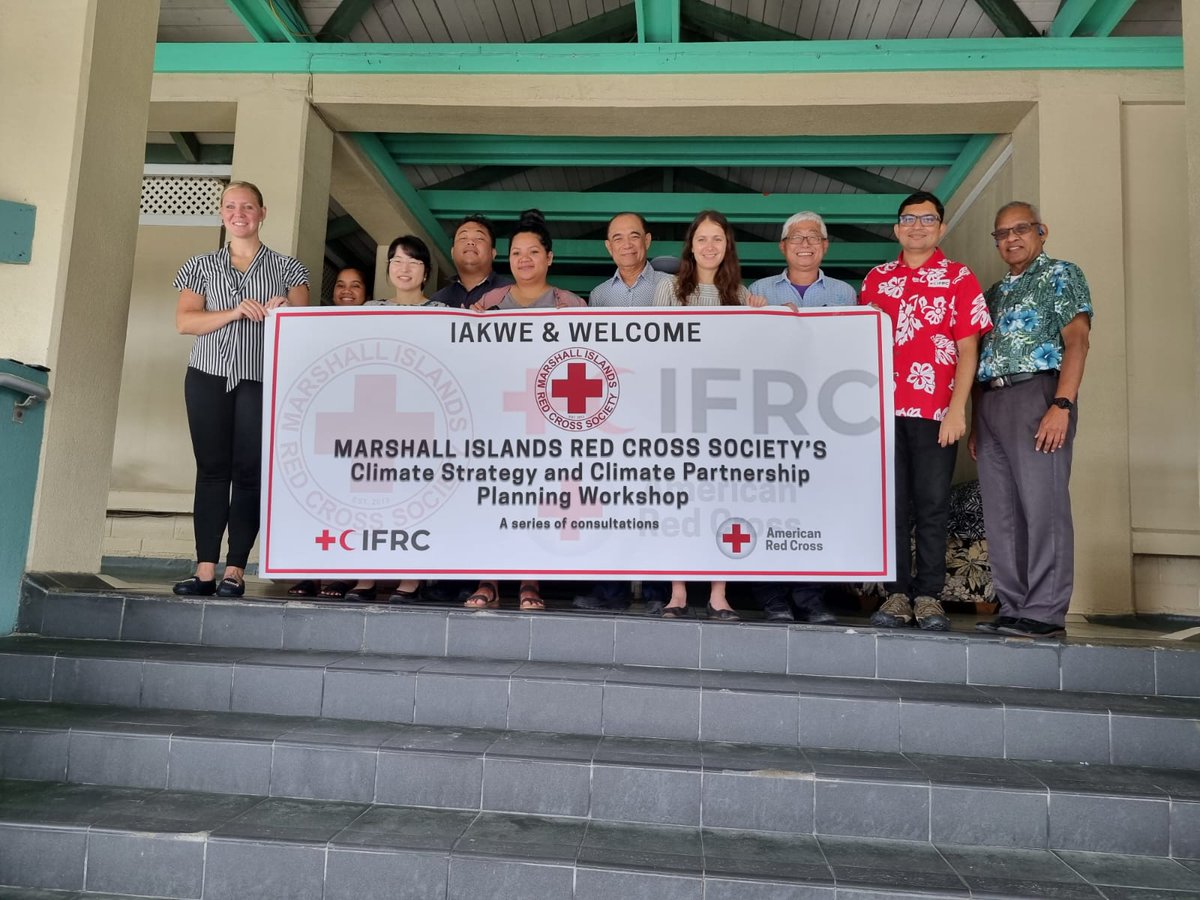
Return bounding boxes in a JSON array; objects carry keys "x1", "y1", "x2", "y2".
[
  {"x1": 997, "y1": 617, "x2": 1066, "y2": 639},
  {"x1": 975, "y1": 615, "x2": 1019, "y2": 634},
  {"x1": 870, "y1": 593, "x2": 913, "y2": 628},
  {"x1": 914, "y1": 595, "x2": 950, "y2": 631}
]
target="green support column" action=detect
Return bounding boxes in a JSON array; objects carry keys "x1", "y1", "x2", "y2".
[
  {"x1": 635, "y1": 0, "x2": 680, "y2": 42},
  {"x1": 0, "y1": 360, "x2": 48, "y2": 632}
]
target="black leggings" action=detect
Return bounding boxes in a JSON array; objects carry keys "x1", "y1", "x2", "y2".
[{"x1": 184, "y1": 367, "x2": 263, "y2": 568}]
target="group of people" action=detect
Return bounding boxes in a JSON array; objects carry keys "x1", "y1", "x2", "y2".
[{"x1": 171, "y1": 180, "x2": 1091, "y2": 640}]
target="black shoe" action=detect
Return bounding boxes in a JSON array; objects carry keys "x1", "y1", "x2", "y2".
[
  {"x1": 389, "y1": 587, "x2": 421, "y2": 604},
  {"x1": 975, "y1": 615, "x2": 1019, "y2": 634},
  {"x1": 572, "y1": 595, "x2": 630, "y2": 611},
  {"x1": 763, "y1": 602, "x2": 795, "y2": 623},
  {"x1": 706, "y1": 603, "x2": 739, "y2": 621},
  {"x1": 792, "y1": 593, "x2": 837, "y2": 625},
  {"x1": 643, "y1": 599, "x2": 665, "y2": 617},
  {"x1": 998, "y1": 617, "x2": 1066, "y2": 639},
  {"x1": 173, "y1": 576, "x2": 216, "y2": 596},
  {"x1": 215, "y1": 576, "x2": 245, "y2": 598},
  {"x1": 344, "y1": 585, "x2": 379, "y2": 603},
  {"x1": 660, "y1": 604, "x2": 690, "y2": 619}
]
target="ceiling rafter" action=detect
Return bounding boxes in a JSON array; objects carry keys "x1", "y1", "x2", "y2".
[
  {"x1": 679, "y1": 0, "x2": 805, "y2": 41},
  {"x1": 317, "y1": 0, "x2": 375, "y2": 42},
  {"x1": 424, "y1": 166, "x2": 532, "y2": 191},
  {"x1": 169, "y1": 132, "x2": 203, "y2": 164},
  {"x1": 224, "y1": 0, "x2": 312, "y2": 42},
  {"x1": 352, "y1": 134, "x2": 449, "y2": 257},
  {"x1": 973, "y1": 0, "x2": 1039, "y2": 38},
  {"x1": 1050, "y1": 0, "x2": 1137, "y2": 38}
]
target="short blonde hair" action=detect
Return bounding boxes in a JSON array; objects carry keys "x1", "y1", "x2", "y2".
[{"x1": 221, "y1": 180, "x2": 264, "y2": 206}]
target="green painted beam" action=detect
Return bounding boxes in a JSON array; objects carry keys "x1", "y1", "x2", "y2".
[
  {"x1": 224, "y1": 0, "x2": 312, "y2": 42},
  {"x1": 498, "y1": 238, "x2": 894, "y2": 266},
  {"x1": 805, "y1": 166, "x2": 918, "y2": 195},
  {"x1": 425, "y1": 166, "x2": 531, "y2": 191},
  {"x1": 383, "y1": 134, "x2": 970, "y2": 168},
  {"x1": 170, "y1": 131, "x2": 202, "y2": 164},
  {"x1": 934, "y1": 133, "x2": 995, "y2": 203},
  {"x1": 326, "y1": 214, "x2": 360, "y2": 240},
  {"x1": 153, "y1": 37, "x2": 1182, "y2": 75},
  {"x1": 423, "y1": 190, "x2": 907, "y2": 224},
  {"x1": 972, "y1": 0, "x2": 1038, "y2": 38},
  {"x1": 636, "y1": 0, "x2": 680, "y2": 42},
  {"x1": 352, "y1": 134, "x2": 450, "y2": 258},
  {"x1": 534, "y1": 5, "x2": 637, "y2": 43},
  {"x1": 1075, "y1": 0, "x2": 1138, "y2": 37},
  {"x1": 0, "y1": 199, "x2": 36, "y2": 264},
  {"x1": 318, "y1": 0, "x2": 375, "y2": 42},
  {"x1": 1050, "y1": 0, "x2": 1096, "y2": 37},
  {"x1": 680, "y1": 0, "x2": 804, "y2": 41},
  {"x1": 145, "y1": 142, "x2": 235, "y2": 165}
]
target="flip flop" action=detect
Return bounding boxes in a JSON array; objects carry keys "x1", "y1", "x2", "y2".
[
  {"x1": 318, "y1": 580, "x2": 353, "y2": 600},
  {"x1": 518, "y1": 582, "x2": 544, "y2": 611},
  {"x1": 288, "y1": 580, "x2": 319, "y2": 597},
  {"x1": 465, "y1": 582, "x2": 499, "y2": 609}
]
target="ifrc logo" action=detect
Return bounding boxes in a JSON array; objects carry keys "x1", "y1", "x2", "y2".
[
  {"x1": 313, "y1": 529, "x2": 431, "y2": 552},
  {"x1": 533, "y1": 347, "x2": 620, "y2": 431},
  {"x1": 715, "y1": 518, "x2": 757, "y2": 559}
]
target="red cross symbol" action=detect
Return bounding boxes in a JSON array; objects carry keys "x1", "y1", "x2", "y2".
[
  {"x1": 551, "y1": 362, "x2": 603, "y2": 414},
  {"x1": 540, "y1": 480, "x2": 603, "y2": 542},
  {"x1": 315, "y1": 530, "x2": 337, "y2": 550},
  {"x1": 504, "y1": 369, "x2": 547, "y2": 434},
  {"x1": 722, "y1": 523, "x2": 752, "y2": 554},
  {"x1": 314, "y1": 374, "x2": 435, "y2": 493}
]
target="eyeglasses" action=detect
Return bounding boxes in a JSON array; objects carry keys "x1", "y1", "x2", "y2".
[
  {"x1": 388, "y1": 257, "x2": 424, "y2": 268},
  {"x1": 897, "y1": 214, "x2": 941, "y2": 227},
  {"x1": 784, "y1": 234, "x2": 825, "y2": 246},
  {"x1": 990, "y1": 222, "x2": 1040, "y2": 241}
]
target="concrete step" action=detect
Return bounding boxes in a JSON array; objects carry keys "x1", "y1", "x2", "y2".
[
  {"x1": 2, "y1": 634, "x2": 1199, "y2": 770},
  {"x1": 18, "y1": 579, "x2": 1200, "y2": 697},
  {"x1": 2, "y1": 779, "x2": 1199, "y2": 900},
  {"x1": 2, "y1": 701, "x2": 1198, "y2": 857}
]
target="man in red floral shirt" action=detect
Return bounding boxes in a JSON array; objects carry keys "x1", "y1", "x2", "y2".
[{"x1": 860, "y1": 191, "x2": 993, "y2": 630}]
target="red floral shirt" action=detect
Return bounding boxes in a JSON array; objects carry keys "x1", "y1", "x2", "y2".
[{"x1": 860, "y1": 249, "x2": 992, "y2": 421}]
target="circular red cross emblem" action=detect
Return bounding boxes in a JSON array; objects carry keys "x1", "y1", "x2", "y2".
[
  {"x1": 716, "y1": 517, "x2": 757, "y2": 559},
  {"x1": 533, "y1": 347, "x2": 620, "y2": 431}
]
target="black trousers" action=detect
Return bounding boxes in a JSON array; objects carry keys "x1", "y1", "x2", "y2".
[
  {"x1": 890, "y1": 416, "x2": 957, "y2": 598},
  {"x1": 184, "y1": 367, "x2": 263, "y2": 568}
]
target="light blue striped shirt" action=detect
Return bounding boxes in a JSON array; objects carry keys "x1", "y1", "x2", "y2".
[
  {"x1": 747, "y1": 269, "x2": 857, "y2": 308},
  {"x1": 587, "y1": 264, "x2": 670, "y2": 308}
]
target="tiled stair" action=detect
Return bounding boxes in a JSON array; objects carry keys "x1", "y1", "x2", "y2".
[{"x1": 1, "y1": 574, "x2": 1198, "y2": 899}]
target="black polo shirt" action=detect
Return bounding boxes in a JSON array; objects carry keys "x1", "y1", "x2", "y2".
[{"x1": 428, "y1": 271, "x2": 514, "y2": 308}]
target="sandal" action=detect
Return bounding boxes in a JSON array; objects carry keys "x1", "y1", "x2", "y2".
[
  {"x1": 343, "y1": 584, "x2": 379, "y2": 603},
  {"x1": 288, "y1": 580, "x2": 319, "y2": 597},
  {"x1": 518, "y1": 582, "x2": 544, "y2": 611},
  {"x1": 464, "y1": 581, "x2": 499, "y2": 609},
  {"x1": 318, "y1": 580, "x2": 353, "y2": 600}
]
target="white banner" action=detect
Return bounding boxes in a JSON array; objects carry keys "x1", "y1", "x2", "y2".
[{"x1": 262, "y1": 306, "x2": 893, "y2": 581}]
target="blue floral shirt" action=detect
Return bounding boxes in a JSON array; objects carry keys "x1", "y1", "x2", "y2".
[{"x1": 977, "y1": 253, "x2": 1093, "y2": 382}]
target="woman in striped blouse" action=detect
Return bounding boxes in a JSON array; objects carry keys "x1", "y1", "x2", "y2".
[{"x1": 172, "y1": 181, "x2": 309, "y2": 598}]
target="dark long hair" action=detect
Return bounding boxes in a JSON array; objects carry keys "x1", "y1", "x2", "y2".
[
  {"x1": 674, "y1": 210, "x2": 742, "y2": 306},
  {"x1": 511, "y1": 208, "x2": 552, "y2": 252}
]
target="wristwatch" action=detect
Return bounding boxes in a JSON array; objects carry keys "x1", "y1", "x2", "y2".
[{"x1": 1051, "y1": 397, "x2": 1074, "y2": 410}]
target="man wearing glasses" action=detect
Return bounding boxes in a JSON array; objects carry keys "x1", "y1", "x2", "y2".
[
  {"x1": 428, "y1": 214, "x2": 513, "y2": 308},
  {"x1": 969, "y1": 202, "x2": 1092, "y2": 639},
  {"x1": 747, "y1": 211, "x2": 854, "y2": 624},
  {"x1": 861, "y1": 191, "x2": 992, "y2": 631},
  {"x1": 748, "y1": 211, "x2": 857, "y2": 308}
]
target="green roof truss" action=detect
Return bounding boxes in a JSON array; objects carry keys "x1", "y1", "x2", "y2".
[
  {"x1": 352, "y1": 134, "x2": 450, "y2": 257},
  {"x1": 224, "y1": 0, "x2": 311, "y2": 42},
  {"x1": 317, "y1": 0, "x2": 376, "y2": 42},
  {"x1": 972, "y1": 0, "x2": 1039, "y2": 38},
  {"x1": 636, "y1": 0, "x2": 681, "y2": 43},
  {"x1": 1050, "y1": 0, "x2": 1138, "y2": 38}
]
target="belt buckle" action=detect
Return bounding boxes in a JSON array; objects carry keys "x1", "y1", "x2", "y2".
[{"x1": 988, "y1": 376, "x2": 1009, "y2": 390}]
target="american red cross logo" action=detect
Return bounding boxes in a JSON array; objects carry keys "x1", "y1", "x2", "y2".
[
  {"x1": 551, "y1": 362, "x2": 604, "y2": 414},
  {"x1": 314, "y1": 374, "x2": 435, "y2": 493},
  {"x1": 722, "y1": 523, "x2": 752, "y2": 554},
  {"x1": 315, "y1": 530, "x2": 337, "y2": 550}
]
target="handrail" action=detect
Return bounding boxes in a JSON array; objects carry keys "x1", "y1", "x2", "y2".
[{"x1": 0, "y1": 373, "x2": 50, "y2": 404}]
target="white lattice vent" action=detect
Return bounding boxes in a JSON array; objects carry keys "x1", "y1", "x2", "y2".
[{"x1": 140, "y1": 176, "x2": 225, "y2": 217}]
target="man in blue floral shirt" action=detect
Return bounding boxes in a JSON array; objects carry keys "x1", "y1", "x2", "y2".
[{"x1": 969, "y1": 202, "x2": 1093, "y2": 638}]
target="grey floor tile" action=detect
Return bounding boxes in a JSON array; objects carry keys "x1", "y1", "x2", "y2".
[
  {"x1": 787, "y1": 629, "x2": 877, "y2": 678},
  {"x1": 814, "y1": 779, "x2": 929, "y2": 840},
  {"x1": 900, "y1": 701, "x2": 1004, "y2": 758},
  {"x1": 382, "y1": 723, "x2": 501, "y2": 755},
  {"x1": 413, "y1": 673, "x2": 511, "y2": 730},
  {"x1": 799, "y1": 696, "x2": 900, "y2": 753},
  {"x1": 615, "y1": 618, "x2": 701, "y2": 668},
  {"x1": 204, "y1": 838, "x2": 325, "y2": 900},
  {"x1": 201, "y1": 603, "x2": 285, "y2": 649},
  {"x1": 703, "y1": 828, "x2": 830, "y2": 878},
  {"x1": 141, "y1": 661, "x2": 233, "y2": 712},
  {"x1": 702, "y1": 770, "x2": 813, "y2": 832},
  {"x1": 1004, "y1": 708, "x2": 1113, "y2": 764},
  {"x1": 931, "y1": 785, "x2": 1048, "y2": 849},
  {"x1": 448, "y1": 856, "x2": 574, "y2": 900},
  {"x1": 530, "y1": 615, "x2": 615, "y2": 664},
  {"x1": 51, "y1": 657, "x2": 143, "y2": 707},
  {"x1": 482, "y1": 757, "x2": 590, "y2": 817},
  {"x1": 704, "y1": 879, "x2": 836, "y2": 900},
  {"x1": 1061, "y1": 646, "x2": 1156, "y2": 695},
  {"x1": 39, "y1": 593, "x2": 124, "y2": 640},
  {"x1": 375, "y1": 749, "x2": 483, "y2": 809},
  {"x1": 702, "y1": 742, "x2": 810, "y2": 774},
  {"x1": 322, "y1": 669, "x2": 416, "y2": 722},
  {"x1": 939, "y1": 844, "x2": 1091, "y2": 883},
  {"x1": 602, "y1": 683, "x2": 700, "y2": 741},
  {"x1": 230, "y1": 663, "x2": 324, "y2": 716},
  {"x1": 968, "y1": 640, "x2": 1062, "y2": 689},
  {"x1": 456, "y1": 811, "x2": 587, "y2": 863},
  {"x1": 0, "y1": 782, "x2": 151, "y2": 828},
  {"x1": 591, "y1": 764, "x2": 701, "y2": 826},
  {"x1": 1055, "y1": 851, "x2": 1200, "y2": 892},
  {"x1": 580, "y1": 820, "x2": 703, "y2": 872},
  {"x1": 362, "y1": 608, "x2": 448, "y2": 656},
  {"x1": 576, "y1": 866, "x2": 703, "y2": 900},
  {"x1": 167, "y1": 736, "x2": 272, "y2": 795},
  {"x1": 446, "y1": 612, "x2": 531, "y2": 660},
  {"x1": 122, "y1": 596, "x2": 204, "y2": 644},
  {"x1": 333, "y1": 806, "x2": 477, "y2": 852},
  {"x1": 0, "y1": 824, "x2": 87, "y2": 890},
  {"x1": 84, "y1": 829, "x2": 205, "y2": 898},
  {"x1": 487, "y1": 731, "x2": 599, "y2": 762},
  {"x1": 1171, "y1": 800, "x2": 1200, "y2": 858},
  {"x1": 1050, "y1": 795, "x2": 1170, "y2": 855},
  {"x1": 1111, "y1": 716, "x2": 1200, "y2": 769},
  {"x1": 212, "y1": 797, "x2": 368, "y2": 843},
  {"x1": 0, "y1": 728, "x2": 69, "y2": 780},
  {"x1": 0, "y1": 651, "x2": 54, "y2": 701},
  {"x1": 1155, "y1": 649, "x2": 1200, "y2": 698},
  {"x1": 701, "y1": 689, "x2": 799, "y2": 745},
  {"x1": 325, "y1": 846, "x2": 450, "y2": 900},
  {"x1": 877, "y1": 636, "x2": 968, "y2": 683},
  {"x1": 594, "y1": 735, "x2": 704, "y2": 768},
  {"x1": 95, "y1": 789, "x2": 261, "y2": 834},
  {"x1": 270, "y1": 743, "x2": 378, "y2": 803},
  {"x1": 282, "y1": 606, "x2": 366, "y2": 652},
  {"x1": 701, "y1": 624, "x2": 787, "y2": 674},
  {"x1": 66, "y1": 731, "x2": 170, "y2": 789},
  {"x1": 507, "y1": 677, "x2": 602, "y2": 734}
]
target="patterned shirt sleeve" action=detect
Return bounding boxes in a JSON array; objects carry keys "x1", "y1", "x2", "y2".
[
  {"x1": 1049, "y1": 261, "x2": 1093, "y2": 330},
  {"x1": 173, "y1": 254, "x2": 207, "y2": 295},
  {"x1": 282, "y1": 255, "x2": 310, "y2": 289},
  {"x1": 948, "y1": 265, "x2": 991, "y2": 341},
  {"x1": 653, "y1": 277, "x2": 678, "y2": 307}
]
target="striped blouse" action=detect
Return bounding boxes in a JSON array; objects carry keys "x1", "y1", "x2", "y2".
[{"x1": 174, "y1": 245, "x2": 309, "y2": 390}]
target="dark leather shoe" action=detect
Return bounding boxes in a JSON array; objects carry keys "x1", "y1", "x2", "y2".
[
  {"x1": 660, "y1": 604, "x2": 690, "y2": 619},
  {"x1": 792, "y1": 595, "x2": 837, "y2": 625},
  {"x1": 573, "y1": 595, "x2": 630, "y2": 611},
  {"x1": 998, "y1": 617, "x2": 1066, "y2": 639},
  {"x1": 643, "y1": 599, "x2": 665, "y2": 617},
  {"x1": 173, "y1": 576, "x2": 216, "y2": 596},
  {"x1": 975, "y1": 616, "x2": 1019, "y2": 634},
  {"x1": 215, "y1": 576, "x2": 245, "y2": 598},
  {"x1": 763, "y1": 602, "x2": 795, "y2": 623},
  {"x1": 706, "y1": 603, "x2": 739, "y2": 621}
]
